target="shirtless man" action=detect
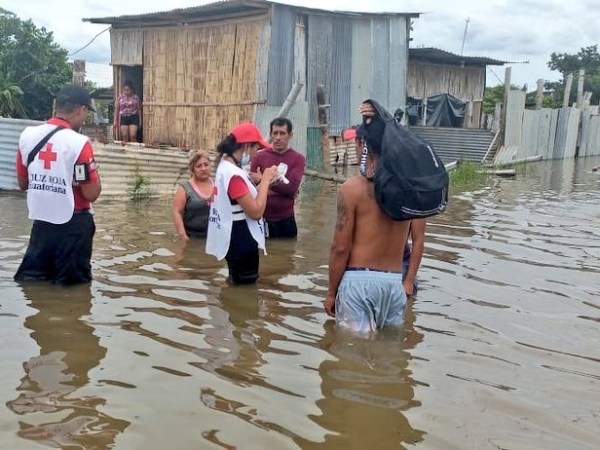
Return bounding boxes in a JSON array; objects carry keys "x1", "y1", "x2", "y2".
[{"x1": 325, "y1": 103, "x2": 411, "y2": 334}]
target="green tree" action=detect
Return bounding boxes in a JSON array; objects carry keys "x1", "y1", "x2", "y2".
[
  {"x1": 0, "y1": 8, "x2": 72, "y2": 119},
  {"x1": 0, "y1": 68, "x2": 27, "y2": 117},
  {"x1": 482, "y1": 84, "x2": 523, "y2": 114},
  {"x1": 547, "y1": 45, "x2": 600, "y2": 106}
]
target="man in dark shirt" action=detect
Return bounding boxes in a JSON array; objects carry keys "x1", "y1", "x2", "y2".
[{"x1": 250, "y1": 117, "x2": 306, "y2": 238}]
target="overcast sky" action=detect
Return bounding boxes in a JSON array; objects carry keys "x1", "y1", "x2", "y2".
[{"x1": 4, "y1": 0, "x2": 599, "y2": 89}]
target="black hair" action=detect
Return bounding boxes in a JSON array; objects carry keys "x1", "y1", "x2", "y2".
[
  {"x1": 215, "y1": 134, "x2": 243, "y2": 166},
  {"x1": 122, "y1": 80, "x2": 135, "y2": 91},
  {"x1": 270, "y1": 117, "x2": 293, "y2": 134}
]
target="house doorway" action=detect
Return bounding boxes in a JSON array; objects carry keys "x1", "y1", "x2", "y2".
[{"x1": 114, "y1": 65, "x2": 144, "y2": 142}]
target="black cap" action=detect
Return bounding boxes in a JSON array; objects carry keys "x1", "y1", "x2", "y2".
[{"x1": 55, "y1": 84, "x2": 96, "y2": 112}]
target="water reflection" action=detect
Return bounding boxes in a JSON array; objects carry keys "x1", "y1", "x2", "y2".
[
  {"x1": 301, "y1": 302, "x2": 425, "y2": 449},
  {"x1": 6, "y1": 283, "x2": 129, "y2": 448},
  {"x1": 1, "y1": 156, "x2": 599, "y2": 449}
]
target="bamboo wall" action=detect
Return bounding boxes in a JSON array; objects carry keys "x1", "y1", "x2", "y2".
[
  {"x1": 141, "y1": 16, "x2": 268, "y2": 150},
  {"x1": 407, "y1": 62, "x2": 485, "y2": 101}
]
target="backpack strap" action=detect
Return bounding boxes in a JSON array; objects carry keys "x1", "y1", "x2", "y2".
[{"x1": 26, "y1": 126, "x2": 66, "y2": 167}]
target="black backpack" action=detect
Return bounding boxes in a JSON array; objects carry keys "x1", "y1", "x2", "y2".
[{"x1": 363, "y1": 99, "x2": 449, "y2": 221}]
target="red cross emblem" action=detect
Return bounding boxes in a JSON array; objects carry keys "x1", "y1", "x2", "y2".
[{"x1": 38, "y1": 143, "x2": 57, "y2": 170}]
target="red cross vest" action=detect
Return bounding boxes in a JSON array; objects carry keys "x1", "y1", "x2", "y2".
[{"x1": 19, "y1": 123, "x2": 88, "y2": 224}]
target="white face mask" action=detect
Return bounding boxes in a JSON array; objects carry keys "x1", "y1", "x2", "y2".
[{"x1": 241, "y1": 152, "x2": 250, "y2": 167}]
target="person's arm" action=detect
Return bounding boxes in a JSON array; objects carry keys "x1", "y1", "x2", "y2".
[
  {"x1": 268, "y1": 153, "x2": 305, "y2": 198},
  {"x1": 325, "y1": 182, "x2": 356, "y2": 317},
  {"x1": 403, "y1": 218, "x2": 426, "y2": 296},
  {"x1": 172, "y1": 185, "x2": 189, "y2": 242},
  {"x1": 136, "y1": 94, "x2": 142, "y2": 123},
  {"x1": 249, "y1": 152, "x2": 264, "y2": 185},
  {"x1": 15, "y1": 149, "x2": 28, "y2": 191},
  {"x1": 113, "y1": 97, "x2": 120, "y2": 126},
  {"x1": 77, "y1": 142, "x2": 102, "y2": 203},
  {"x1": 235, "y1": 166, "x2": 278, "y2": 220}
]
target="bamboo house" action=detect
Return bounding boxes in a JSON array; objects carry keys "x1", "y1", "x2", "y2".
[{"x1": 85, "y1": 0, "x2": 419, "y2": 167}]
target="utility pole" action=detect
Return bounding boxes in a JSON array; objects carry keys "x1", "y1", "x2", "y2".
[{"x1": 460, "y1": 17, "x2": 470, "y2": 55}]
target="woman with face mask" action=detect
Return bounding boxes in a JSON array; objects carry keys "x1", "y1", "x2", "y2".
[{"x1": 206, "y1": 123, "x2": 278, "y2": 284}]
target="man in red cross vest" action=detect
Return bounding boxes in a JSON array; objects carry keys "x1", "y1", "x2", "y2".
[{"x1": 14, "y1": 85, "x2": 102, "y2": 285}]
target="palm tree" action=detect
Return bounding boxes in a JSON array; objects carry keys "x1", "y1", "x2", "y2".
[{"x1": 0, "y1": 72, "x2": 27, "y2": 118}]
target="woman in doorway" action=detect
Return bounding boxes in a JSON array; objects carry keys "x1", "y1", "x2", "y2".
[
  {"x1": 114, "y1": 80, "x2": 141, "y2": 142},
  {"x1": 206, "y1": 123, "x2": 278, "y2": 284},
  {"x1": 172, "y1": 151, "x2": 214, "y2": 241}
]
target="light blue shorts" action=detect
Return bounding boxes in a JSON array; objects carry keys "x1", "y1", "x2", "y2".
[{"x1": 335, "y1": 269, "x2": 407, "y2": 334}]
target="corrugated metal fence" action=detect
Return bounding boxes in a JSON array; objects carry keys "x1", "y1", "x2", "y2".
[
  {"x1": 0, "y1": 117, "x2": 189, "y2": 198},
  {"x1": 494, "y1": 90, "x2": 600, "y2": 164},
  {"x1": 0, "y1": 117, "x2": 43, "y2": 190}
]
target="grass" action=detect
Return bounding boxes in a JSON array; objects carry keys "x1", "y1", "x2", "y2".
[
  {"x1": 128, "y1": 165, "x2": 151, "y2": 200},
  {"x1": 448, "y1": 161, "x2": 492, "y2": 189}
]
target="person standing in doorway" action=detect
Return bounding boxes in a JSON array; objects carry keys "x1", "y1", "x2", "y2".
[
  {"x1": 250, "y1": 117, "x2": 305, "y2": 238},
  {"x1": 114, "y1": 80, "x2": 141, "y2": 142},
  {"x1": 14, "y1": 84, "x2": 102, "y2": 285}
]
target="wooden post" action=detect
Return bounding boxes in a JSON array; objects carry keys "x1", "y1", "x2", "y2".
[
  {"x1": 563, "y1": 73, "x2": 573, "y2": 107},
  {"x1": 499, "y1": 66, "x2": 511, "y2": 147},
  {"x1": 535, "y1": 78, "x2": 544, "y2": 109},
  {"x1": 576, "y1": 69, "x2": 585, "y2": 107},
  {"x1": 493, "y1": 103, "x2": 501, "y2": 133},
  {"x1": 316, "y1": 84, "x2": 331, "y2": 170},
  {"x1": 73, "y1": 60, "x2": 86, "y2": 86}
]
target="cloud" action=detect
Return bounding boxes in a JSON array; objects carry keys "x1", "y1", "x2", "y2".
[{"x1": 4, "y1": 0, "x2": 599, "y2": 88}]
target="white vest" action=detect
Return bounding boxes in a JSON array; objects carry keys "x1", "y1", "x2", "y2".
[
  {"x1": 206, "y1": 160, "x2": 266, "y2": 260},
  {"x1": 19, "y1": 124, "x2": 88, "y2": 224}
]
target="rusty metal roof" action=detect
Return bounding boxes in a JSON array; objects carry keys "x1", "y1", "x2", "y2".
[
  {"x1": 84, "y1": 0, "x2": 420, "y2": 27},
  {"x1": 409, "y1": 47, "x2": 506, "y2": 67}
]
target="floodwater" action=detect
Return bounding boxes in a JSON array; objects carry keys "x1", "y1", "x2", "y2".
[{"x1": 0, "y1": 156, "x2": 599, "y2": 450}]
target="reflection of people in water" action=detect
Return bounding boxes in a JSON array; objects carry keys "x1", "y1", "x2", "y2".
[
  {"x1": 305, "y1": 301, "x2": 425, "y2": 448},
  {"x1": 6, "y1": 283, "x2": 129, "y2": 448}
]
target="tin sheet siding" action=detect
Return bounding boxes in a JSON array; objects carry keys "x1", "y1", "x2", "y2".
[
  {"x1": 0, "y1": 118, "x2": 43, "y2": 190},
  {"x1": 254, "y1": 101, "x2": 309, "y2": 156},
  {"x1": 350, "y1": 20, "x2": 373, "y2": 126},
  {"x1": 267, "y1": 5, "x2": 296, "y2": 106},
  {"x1": 371, "y1": 19, "x2": 391, "y2": 108},
  {"x1": 329, "y1": 17, "x2": 353, "y2": 135},
  {"x1": 388, "y1": 16, "x2": 408, "y2": 112},
  {"x1": 307, "y1": 15, "x2": 333, "y2": 127}
]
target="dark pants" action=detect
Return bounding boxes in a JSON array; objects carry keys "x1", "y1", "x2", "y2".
[
  {"x1": 120, "y1": 113, "x2": 140, "y2": 126},
  {"x1": 266, "y1": 216, "x2": 297, "y2": 239},
  {"x1": 225, "y1": 221, "x2": 259, "y2": 285},
  {"x1": 14, "y1": 213, "x2": 95, "y2": 285}
]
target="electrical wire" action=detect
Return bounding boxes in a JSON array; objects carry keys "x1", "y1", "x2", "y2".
[{"x1": 68, "y1": 26, "x2": 110, "y2": 57}]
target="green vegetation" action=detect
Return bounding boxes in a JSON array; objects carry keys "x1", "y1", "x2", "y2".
[
  {"x1": 483, "y1": 45, "x2": 600, "y2": 114},
  {"x1": 0, "y1": 8, "x2": 72, "y2": 119},
  {"x1": 128, "y1": 166, "x2": 151, "y2": 201},
  {"x1": 449, "y1": 161, "x2": 491, "y2": 188}
]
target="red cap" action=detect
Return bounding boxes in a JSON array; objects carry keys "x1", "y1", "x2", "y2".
[
  {"x1": 230, "y1": 122, "x2": 270, "y2": 149},
  {"x1": 342, "y1": 128, "x2": 357, "y2": 141}
]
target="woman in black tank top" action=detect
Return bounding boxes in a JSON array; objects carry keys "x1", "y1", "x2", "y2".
[{"x1": 172, "y1": 151, "x2": 214, "y2": 241}]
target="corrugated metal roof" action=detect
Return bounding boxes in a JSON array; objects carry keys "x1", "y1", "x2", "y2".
[
  {"x1": 410, "y1": 47, "x2": 506, "y2": 66},
  {"x1": 0, "y1": 118, "x2": 43, "y2": 191},
  {"x1": 84, "y1": 0, "x2": 420, "y2": 27}
]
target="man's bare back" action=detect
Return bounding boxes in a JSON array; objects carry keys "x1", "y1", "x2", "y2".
[
  {"x1": 342, "y1": 175, "x2": 410, "y2": 272},
  {"x1": 325, "y1": 173, "x2": 410, "y2": 318}
]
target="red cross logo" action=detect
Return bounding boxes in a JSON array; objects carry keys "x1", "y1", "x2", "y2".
[{"x1": 38, "y1": 143, "x2": 57, "y2": 170}]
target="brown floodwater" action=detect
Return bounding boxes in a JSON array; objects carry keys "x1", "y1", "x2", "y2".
[{"x1": 0, "y1": 156, "x2": 599, "y2": 450}]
